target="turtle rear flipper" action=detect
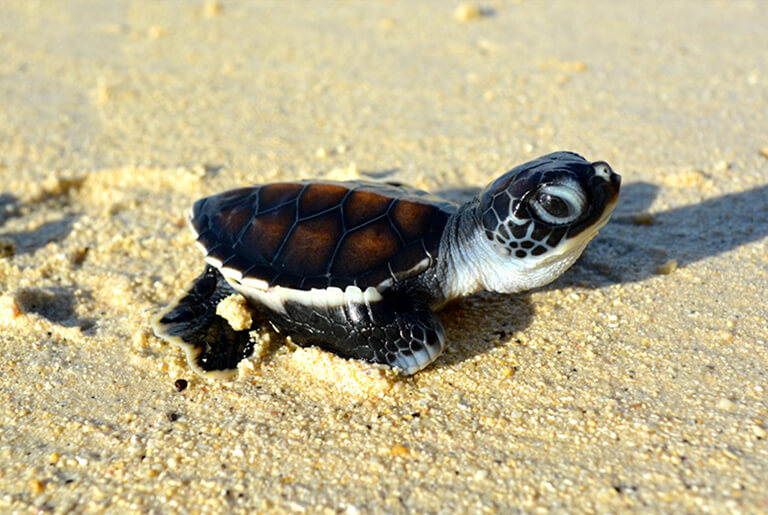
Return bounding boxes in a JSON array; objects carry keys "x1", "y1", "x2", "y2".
[
  {"x1": 152, "y1": 265, "x2": 254, "y2": 379},
  {"x1": 272, "y1": 293, "x2": 446, "y2": 375}
]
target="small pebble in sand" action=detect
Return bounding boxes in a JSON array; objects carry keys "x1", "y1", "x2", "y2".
[
  {"x1": 759, "y1": 146, "x2": 768, "y2": 159},
  {"x1": 148, "y1": 25, "x2": 166, "y2": 40},
  {"x1": 216, "y1": 294, "x2": 253, "y2": 331},
  {"x1": 174, "y1": 379, "x2": 188, "y2": 392},
  {"x1": 454, "y1": 3, "x2": 482, "y2": 22},
  {"x1": 94, "y1": 80, "x2": 111, "y2": 105},
  {"x1": 716, "y1": 398, "x2": 736, "y2": 411},
  {"x1": 0, "y1": 238, "x2": 16, "y2": 257},
  {"x1": 0, "y1": 295, "x2": 22, "y2": 318},
  {"x1": 714, "y1": 160, "x2": 730, "y2": 172},
  {"x1": 631, "y1": 213, "x2": 656, "y2": 226},
  {"x1": 715, "y1": 329, "x2": 734, "y2": 345},
  {"x1": 653, "y1": 259, "x2": 677, "y2": 275},
  {"x1": 68, "y1": 246, "x2": 89, "y2": 266},
  {"x1": 571, "y1": 61, "x2": 587, "y2": 72},
  {"x1": 202, "y1": 0, "x2": 222, "y2": 18},
  {"x1": 390, "y1": 444, "x2": 410, "y2": 456},
  {"x1": 29, "y1": 478, "x2": 45, "y2": 494}
]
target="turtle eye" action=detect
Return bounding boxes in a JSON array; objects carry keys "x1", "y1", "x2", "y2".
[
  {"x1": 529, "y1": 184, "x2": 585, "y2": 225},
  {"x1": 536, "y1": 191, "x2": 569, "y2": 218}
]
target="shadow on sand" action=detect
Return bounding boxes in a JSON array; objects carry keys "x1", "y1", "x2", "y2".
[
  {"x1": 14, "y1": 286, "x2": 96, "y2": 331},
  {"x1": 563, "y1": 181, "x2": 768, "y2": 287},
  {"x1": 0, "y1": 192, "x2": 79, "y2": 255}
]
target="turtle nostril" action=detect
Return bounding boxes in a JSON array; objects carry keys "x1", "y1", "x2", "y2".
[{"x1": 591, "y1": 161, "x2": 614, "y2": 181}]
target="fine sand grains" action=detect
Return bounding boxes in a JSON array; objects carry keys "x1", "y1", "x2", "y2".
[{"x1": 1, "y1": 1, "x2": 767, "y2": 512}]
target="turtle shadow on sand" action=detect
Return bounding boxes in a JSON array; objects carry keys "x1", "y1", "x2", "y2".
[{"x1": 433, "y1": 293, "x2": 534, "y2": 371}]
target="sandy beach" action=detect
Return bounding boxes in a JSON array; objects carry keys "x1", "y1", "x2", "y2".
[{"x1": 1, "y1": 0, "x2": 767, "y2": 511}]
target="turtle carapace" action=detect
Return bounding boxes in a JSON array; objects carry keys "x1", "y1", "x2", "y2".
[{"x1": 153, "y1": 152, "x2": 621, "y2": 376}]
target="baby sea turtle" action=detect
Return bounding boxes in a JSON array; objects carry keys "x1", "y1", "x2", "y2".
[{"x1": 153, "y1": 151, "x2": 620, "y2": 377}]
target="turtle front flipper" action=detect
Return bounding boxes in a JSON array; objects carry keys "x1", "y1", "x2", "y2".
[
  {"x1": 152, "y1": 265, "x2": 255, "y2": 379},
  {"x1": 271, "y1": 294, "x2": 446, "y2": 375}
]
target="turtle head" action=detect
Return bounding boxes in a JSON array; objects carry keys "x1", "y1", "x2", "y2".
[{"x1": 475, "y1": 151, "x2": 620, "y2": 293}]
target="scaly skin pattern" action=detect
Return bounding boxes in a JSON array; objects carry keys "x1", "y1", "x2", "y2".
[{"x1": 153, "y1": 151, "x2": 621, "y2": 376}]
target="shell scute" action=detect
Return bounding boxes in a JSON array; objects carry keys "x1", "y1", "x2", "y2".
[
  {"x1": 259, "y1": 182, "x2": 304, "y2": 211},
  {"x1": 298, "y1": 183, "x2": 349, "y2": 218},
  {"x1": 331, "y1": 219, "x2": 401, "y2": 278},
  {"x1": 239, "y1": 205, "x2": 296, "y2": 263},
  {"x1": 213, "y1": 206, "x2": 253, "y2": 242},
  {"x1": 280, "y1": 210, "x2": 343, "y2": 276},
  {"x1": 343, "y1": 190, "x2": 392, "y2": 228},
  {"x1": 391, "y1": 199, "x2": 440, "y2": 242}
]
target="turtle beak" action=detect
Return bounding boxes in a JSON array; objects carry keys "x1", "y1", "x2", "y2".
[{"x1": 592, "y1": 161, "x2": 621, "y2": 204}]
